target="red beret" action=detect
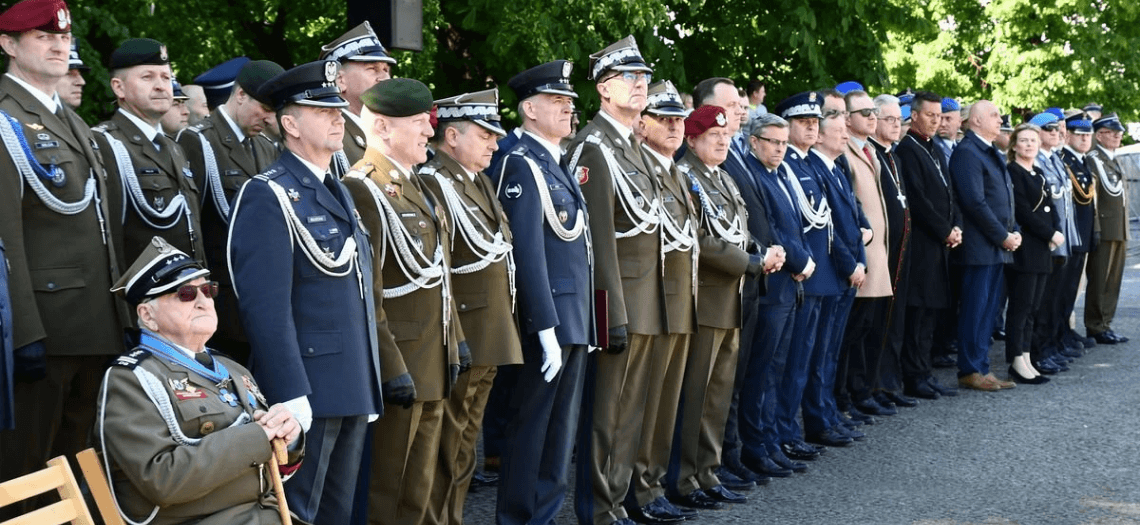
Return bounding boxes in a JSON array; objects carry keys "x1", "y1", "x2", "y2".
[
  {"x1": 684, "y1": 105, "x2": 728, "y2": 138},
  {"x1": 0, "y1": 0, "x2": 71, "y2": 34}
]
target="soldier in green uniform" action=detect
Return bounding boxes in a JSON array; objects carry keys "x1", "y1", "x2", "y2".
[
  {"x1": 0, "y1": 0, "x2": 131, "y2": 508},
  {"x1": 94, "y1": 38, "x2": 206, "y2": 266},
  {"x1": 1084, "y1": 114, "x2": 1131, "y2": 344},
  {"x1": 418, "y1": 88, "x2": 524, "y2": 524},
  {"x1": 175, "y1": 59, "x2": 282, "y2": 364},
  {"x1": 99, "y1": 237, "x2": 304, "y2": 525},
  {"x1": 341, "y1": 78, "x2": 467, "y2": 525}
]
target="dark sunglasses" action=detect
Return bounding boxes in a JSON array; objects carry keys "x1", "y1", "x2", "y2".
[
  {"x1": 852, "y1": 107, "x2": 879, "y2": 118},
  {"x1": 176, "y1": 281, "x2": 219, "y2": 302}
]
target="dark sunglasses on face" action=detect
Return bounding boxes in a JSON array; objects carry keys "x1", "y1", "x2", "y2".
[
  {"x1": 176, "y1": 281, "x2": 219, "y2": 302},
  {"x1": 852, "y1": 107, "x2": 879, "y2": 118}
]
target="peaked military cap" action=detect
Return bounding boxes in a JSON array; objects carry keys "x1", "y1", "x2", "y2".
[
  {"x1": 835, "y1": 81, "x2": 864, "y2": 95},
  {"x1": 508, "y1": 60, "x2": 578, "y2": 101},
  {"x1": 0, "y1": 0, "x2": 70, "y2": 33},
  {"x1": 320, "y1": 21, "x2": 397, "y2": 64},
  {"x1": 1065, "y1": 112, "x2": 1092, "y2": 134},
  {"x1": 1083, "y1": 103, "x2": 1103, "y2": 114},
  {"x1": 237, "y1": 60, "x2": 285, "y2": 105},
  {"x1": 109, "y1": 38, "x2": 169, "y2": 70},
  {"x1": 194, "y1": 56, "x2": 250, "y2": 109},
  {"x1": 588, "y1": 35, "x2": 653, "y2": 81},
  {"x1": 1093, "y1": 113, "x2": 1125, "y2": 132},
  {"x1": 435, "y1": 88, "x2": 505, "y2": 136},
  {"x1": 1044, "y1": 107, "x2": 1065, "y2": 120},
  {"x1": 898, "y1": 92, "x2": 915, "y2": 107},
  {"x1": 644, "y1": 80, "x2": 687, "y2": 117},
  {"x1": 361, "y1": 78, "x2": 432, "y2": 117},
  {"x1": 775, "y1": 91, "x2": 822, "y2": 120},
  {"x1": 684, "y1": 104, "x2": 727, "y2": 138},
  {"x1": 172, "y1": 79, "x2": 187, "y2": 100},
  {"x1": 1000, "y1": 114, "x2": 1014, "y2": 132},
  {"x1": 112, "y1": 237, "x2": 209, "y2": 306},
  {"x1": 1028, "y1": 112, "x2": 1059, "y2": 129},
  {"x1": 941, "y1": 97, "x2": 960, "y2": 113},
  {"x1": 259, "y1": 60, "x2": 347, "y2": 110},
  {"x1": 68, "y1": 37, "x2": 88, "y2": 71}
]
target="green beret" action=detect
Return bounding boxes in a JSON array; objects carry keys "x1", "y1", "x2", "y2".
[
  {"x1": 109, "y1": 38, "x2": 169, "y2": 70},
  {"x1": 361, "y1": 78, "x2": 432, "y2": 117}
]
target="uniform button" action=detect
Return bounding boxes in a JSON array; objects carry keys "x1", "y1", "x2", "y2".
[
  {"x1": 307, "y1": 348, "x2": 315, "y2": 354},
  {"x1": 46, "y1": 282, "x2": 56, "y2": 290},
  {"x1": 551, "y1": 288, "x2": 557, "y2": 293},
  {"x1": 459, "y1": 303, "x2": 467, "y2": 310}
]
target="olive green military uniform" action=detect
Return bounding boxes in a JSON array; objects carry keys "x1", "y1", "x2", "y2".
[
  {"x1": 1084, "y1": 144, "x2": 1129, "y2": 336},
  {"x1": 342, "y1": 149, "x2": 463, "y2": 525},
  {"x1": 419, "y1": 150, "x2": 524, "y2": 524},
  {"x1": 0, "y1": 74, "x2": 130, "y2": 490}
]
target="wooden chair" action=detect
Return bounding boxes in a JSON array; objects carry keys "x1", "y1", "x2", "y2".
[
  {"x1": 0, "y1": 456, "x2": 95, "y2": 525},
  {"x1": 75, "y1": 449, "x2": 126, "y2": 525}
]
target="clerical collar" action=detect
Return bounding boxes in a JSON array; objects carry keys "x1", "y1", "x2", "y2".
[
  {"x1": 598, "y1": 109, "x2": 634, "y2": 145},
  {"x1": 6, "y1": 73, "x2": 59, "y2": 114},
  {"x1": 296, "y1": 155, "x2": 329, "y2": 182},
  {"x1": 218, "y1": 106, "x2": 247, "y2": 142},
  {"x1": 524, "y1": 130, "x2": 563, "y2": 163},
  {"x1": 788, "y1": 144, "x2": 809, "y2": 159},
  {"x1": 869, "y1": 136, "x2": 892, "y2": 153},
  {"x1": 809, "y1": 147, "x2": 836, "y2": 170},
  {"x1": 119, "y1": 108, "x2": 163, "y2": 142},
  {"x1": 908, "y1": 129, "x2": 932, "y2": 142},
  {"x1": 383, "y1": 154, "x2": 413, "y2": 179}
]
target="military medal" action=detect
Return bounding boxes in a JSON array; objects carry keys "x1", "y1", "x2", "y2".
[
  {"x1": 48, "y1": 166, "x2": 66, "y2": 188},
  {"x1": 173, "y1": 383, "x2": 207, "y2": 400},
  {"x1": 26, "y1": 122, "x2": 43, "y2": 131},
  {"x1": 242, "y1": 375, "x2": 267, "y2": 406},
  {"x1": 559, "y1": 210, "x2": 569, "y2": 223},
  {"x1": 355, "y1": 135, "x2": 366, "y2": 148},
  {"x1": 287, "y1": 188, "x2": 301, "y2": 202},
  {"x1": 218, "y1": 388, "x2": 239, "y2": 407},
  {"x1": 153, "y1": 196, "x2": 165, "y2": 210}
]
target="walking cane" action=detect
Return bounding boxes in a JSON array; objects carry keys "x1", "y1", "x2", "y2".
[{"x1": 269, "y1": 438, "x2": 293, "y2": 525}]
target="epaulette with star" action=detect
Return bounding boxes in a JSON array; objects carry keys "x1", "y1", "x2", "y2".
[{"x1": 111, "y1": 348, "x2": 153, "y2": 370}]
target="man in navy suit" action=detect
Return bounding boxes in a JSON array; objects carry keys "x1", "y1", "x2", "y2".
[
  {"x1": 227, "y1": 60, "x2": 383, "y2": 524},
  {"x1": 490, "y1": 60, "x2": 594, "y2": 525},
  {"x1": 949, "y1": 99, "x2": 1019, "y2": 391}
]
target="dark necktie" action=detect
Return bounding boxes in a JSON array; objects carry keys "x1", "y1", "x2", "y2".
[
  {"x1": 194, "y1": 351, "x2": 214, "y2": 368},
  {"x1": 244, "y1": 137, "x2": 260, "y2": 169},
  {"x1": 152, "y1": 135, "x2": 163, "y2": 152}
]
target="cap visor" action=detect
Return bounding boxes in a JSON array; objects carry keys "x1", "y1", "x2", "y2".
[
  {"x1": 347, "y1": 54, "x2": 398, "y2": 65},
  {"x1": 473, "y1": 119, "x2": 507, "y2": 137},
  {"x1": 536, "y1": 87, "x2": 579, "y2": 99},
  {"x1": 298, "y1": 96, "x2": 350, "y2": 108},
  {"x1": 647, "y1": 107, "x2": 688, "y2": 118}
]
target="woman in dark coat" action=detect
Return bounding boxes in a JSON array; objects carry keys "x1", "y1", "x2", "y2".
[{"x1": 1006, "y1": 124, "x2": 1064, "y2": 384}]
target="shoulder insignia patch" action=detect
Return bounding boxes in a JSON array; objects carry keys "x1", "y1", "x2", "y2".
[
  {"x1": 112, "y1": 348, "x2": 152, "y2": 370},
  {"x1": 576, "y1": 166, "x2": 589, "y2": 184},
  {"x1": 504, "y1": 182, "x2": 523, "y2": 199}
]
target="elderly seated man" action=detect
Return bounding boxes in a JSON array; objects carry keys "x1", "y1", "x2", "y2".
[{"x1": 97, "y1": 236, "x2": 304, "y2": 525}]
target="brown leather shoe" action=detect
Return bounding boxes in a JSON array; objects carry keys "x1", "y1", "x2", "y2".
[
  {"x1": 984, "y1": 373, "x2": 1016, "y2": 389},
  {"x1": 958, "y1": 372, "x2": 1001, "y2": 391}
]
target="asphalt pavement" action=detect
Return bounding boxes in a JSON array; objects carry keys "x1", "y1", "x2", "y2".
[{"x1": 464, "y1": 228, "x2": 1140, "y2": 525}]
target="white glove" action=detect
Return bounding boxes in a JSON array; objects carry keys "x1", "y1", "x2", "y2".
[
  {"x1": 282, "y1": 395, "x2": 313, "y2": 433},
  {"x1": 538, "y1": 328, "x2": 563, "y2": 382},
  {"x1": 367, "y1": 414, "x2": 379, "y2": 423}
]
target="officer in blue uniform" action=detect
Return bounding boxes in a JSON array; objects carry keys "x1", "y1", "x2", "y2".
[
  {"x1": 227, "y1": 60, "x2": 383, "y2": 524},
  {"x1": 490, "y1": 59, "x2": 594, "y2": 525},
  {"x1": 1057, "y1": 112, "x2": 1098, "y2": 351},
  {"x1": 194, "y1": 56, "x2": 251, "y2": 111}
]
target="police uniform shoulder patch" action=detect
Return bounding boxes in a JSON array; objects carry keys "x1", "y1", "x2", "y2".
[
  {"x1": 112, "y1": 348, "x2": 153, "y2": 370},
  {"x1": 260, "y1": 167, "x2": 283, "y2": 180},
  {"x1": 510, "y1": 143, "x2": 530, "y2": 156},
  {"x1": 504, "y1": 182, "x2": 523, "y2": 199},
  {"x1": 576, "y1": 166, "x2": 589, "y2": 184}
]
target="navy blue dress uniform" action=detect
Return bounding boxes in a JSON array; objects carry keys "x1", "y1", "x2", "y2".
[
  {"x1": 417, "y1": 88, "x2": 524, "y2": 524},
  {"x1": 175, "y1": 60, "x2": 283, "y2": 365},
  {"x1": 1083, "y1": 114, "x2": 1129, "y2": 343},
  {"x1": 99, "y1": 238, "x2": 305, "y2": 525},
  {"x1": 736, "y1": 94, "x2": 816, "y2": 479},
  {"x1": 951, "y1": 127, "x2": 1017, "y2": 382},
  {"x1": 490, "y1": 59, "x2": 594, "y2": 525},
  {"x1": 319, "y1": 21, "x2": 397, "y2": 170},
  {"x1": 671, "y1": 106, "x2": 758, "y2": 507},
  {"x1": 0, "y1": 0, "x2": 132, "y2": 500},
  {"x1": 1057, "y1": 114, "x2": 1099, "y2": 347},
  {"x1": 1005, "y1": 159, "x2": 1061, "y2": 370},
  {"x1": 567, "y1": 36, "x2": 669, "y2": 525},
  {"x1": 94, "y1": 39, "x2": 207, "y2": 268},
  {"x1": 194, "y1": 56, "x2": 250, "y2": 111},
  {"x1": 339, "y1": 78, "x2": 465, "y2": 525},
  {"x1": 894, "y1": 125, "x2": 959, "y2": 397},
  {"x1": 801, "y1": 147, "x2": 865, "y2": 444},
  {"x1": 633, "y1": 82, "x2": 700, "y2": 512},
  {"x1": 227, "y1": 61, "x2": 383, "y2": 524}
]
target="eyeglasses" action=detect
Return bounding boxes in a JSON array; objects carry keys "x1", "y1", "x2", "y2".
[
  {"x1": 880, "y1": 116, "x2": 901, "y2": 124},
  {"x1": 605, "y1": 71, "x2": 652, "y2": 84},
  {"x1": 1042, "y1": 125, "x2": 1059, "y2": 132},
  {"x1": 754, "y1": 136, "x2": 789, "y2": 147},
  {"x1": 176, "y1": 281, "x2": 219, "y2": 302},
  {"x1": 851, "y1": 107, "x2": 879, "y2": 118}
]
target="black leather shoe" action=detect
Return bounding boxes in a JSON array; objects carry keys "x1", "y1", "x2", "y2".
[
  {"x1": 846, "y1": 410, "x2": 877, "y2": 425},
  {"x1": 872, "y1": 391, "x2": 896, "y2": 409},
  {"x1": 836, "y1": 424, "x2": 865, "y2": 441},
  {"x1": 855, "y1": 397, "x2": 897, "y2": 416},
  {"x1": 742, "y1": 455, "x2": 793, "y2": 478},
  {"x1": 656, "y1": 497, "x2": 696, "y2": 520},
  {"x1": 721, "y1": 463, "x2": 768, "y2": 486},
  {"x1": 706, "y1": 484, "x2": 747, "y2": 504},
  {"x1": 992, "y1": 328, "x2": 1006, "y2": 341},
  {"x1": 1090, "y1": 331, "x2": 1120, "y2": 345},
  {"x1": 932, "y1": 355, "x2": 956, "y2": 368},
  {"x1": 904, "y1": 380, "x2": 939, "y2": 400},
  {"x1": 770, "y1": 450, "x2": 808, "y2": 473},
  {"x1": 471, "y1": 470, "x2": 498, "y2": 488},
  {"x1": 1059, "y1": 344, "x2": 1084, "y2": 358},
  {"x1": 782, "y1": 441, "x2": 821, "y2": 460},
  {"x1": 837, "y1": 412, "x2": 863, "y2": 427},
  {"x1": 1033, "y1": 359, "x2": 1060, "y2": 374},
  {"x1": 926, "y1": 376, "x2": 958, "y2": 397},
  {"x1": 884, "y1": 390, "x2": 918, "y2": 407},
  {"x1": 1008, "y1": 365, "x2": 1050, "y2": 385},
  {"x1": 669, "y1": 490, "x2": 723, "y2": 510},
  {"x1": 1047, "y1": 355, "x2": 1070, "y2": 371},
  {"x1": 1107, "y1": 330, "x2": 1129, "y2": 343},
  {"x1": 806, "y1": 427, "x2": 853, "y2": 447},
  {"x1": 627, "y1": 498, "x2": 685, "y2": 524},
  {"x1": 1072, "y1": 329, "x2": 1096, "y2": 347}
]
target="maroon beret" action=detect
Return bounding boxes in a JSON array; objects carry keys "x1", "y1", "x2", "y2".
[
  {"x1": 684, "y1": 105, "x2": 728, "y2": 138},
  {"x1": 0, "y1": 0, "x2": 71, "y2": 34}
]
